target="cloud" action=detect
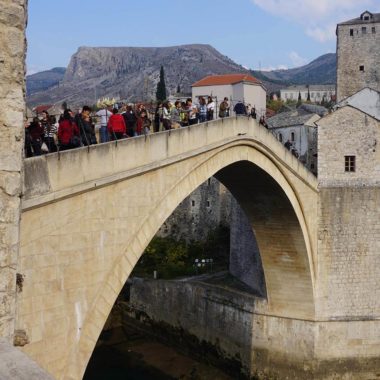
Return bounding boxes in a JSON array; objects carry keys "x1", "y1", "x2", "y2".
[
  {"x1": 260, "y1": 64, "x2": 288, "y2": 71},
  {"x1": 289, "y1": 51, "x2": 307, "y2": 67},
  {"x1": 251, "y1": 0, "x2": 380, "y2": 42}
]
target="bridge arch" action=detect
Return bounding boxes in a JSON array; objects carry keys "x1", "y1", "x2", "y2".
[
  {"x1": 63, "y1": 141, "x2": 317, "y2": 379},
  {"x1": 18, "y1": 118, "x2": 319, "y2": 379}
]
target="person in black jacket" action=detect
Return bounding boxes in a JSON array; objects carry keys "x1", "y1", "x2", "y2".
[
  {"x1": 76, "y1": 106, "x2": 97, "y2": 146},
  {"x1": 122, "y1": 104, "x2": 137, "y2": 137},
  {"x1": 233, "y1": 101, "x2": 247, "y2": 115}
]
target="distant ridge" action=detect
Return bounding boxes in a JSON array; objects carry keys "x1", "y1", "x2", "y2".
[
  {"x1": 252, "y1": 53, "x2": 336, "y2": 89},
  {"x1": 26, "y1": 46, "x2": 336, "y2": 106},
  {"x1": 26, "y1": 67, "x2": 66, "y2": 96},
  {"x1": 26, "y1": 44, "x2": 247, "y2": 106}
]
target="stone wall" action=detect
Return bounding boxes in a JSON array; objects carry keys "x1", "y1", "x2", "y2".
[
  {"x1": 229, "y1": 197, "x2": 266, "y2": 296},
  {"x1": 317, "y1": 104, "x2": 380, "y2": 318},
  {"x1": 318, "y1": 106, "x2": 380, "y2": 186},
  {"x1": 0, "y1": 0, "x2": 27, "y2": 341},
  {"x1": 128, "y1": 278, "x2": 261, "y2": 375},
  {"x1": 157, "y1": 177, "x2": 231, "y2": 242},
  {"x1": 337, "y1": 18, "x2": 380, "y2": 101},
  {"x1": 127, "y1": 278, "x2": 380, "y2": 379}
]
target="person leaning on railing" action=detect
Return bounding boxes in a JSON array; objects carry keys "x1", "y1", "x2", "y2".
[
  {"x1": 58, "y1": 109, "x2": 80, "y2": 151},
  {"x1": 107, "y1": 108, "x2": 126, "y2": 140}
]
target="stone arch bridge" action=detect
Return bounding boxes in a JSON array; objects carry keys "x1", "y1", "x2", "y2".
[{"x1": 17, "y1": 118, "x2": 320, "y2": 378}]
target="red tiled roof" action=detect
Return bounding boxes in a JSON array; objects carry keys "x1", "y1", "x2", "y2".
[
  {"x1": 33, "y1": 104, "x2": 53, "y2": 114},
  {"x1": 192, "y1": 74, "x2": 261, "y2": 87}
]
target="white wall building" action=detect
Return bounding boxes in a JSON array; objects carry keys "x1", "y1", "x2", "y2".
[
  {"x1": 267, "y1": 104, "x2": 328, "y2": 174},
  {"x1": 280, "y1": 85, "x2": 335, "y2": 103},
  {"x1": 192, "y1": 74, "x2": 266, "y2": 118}
]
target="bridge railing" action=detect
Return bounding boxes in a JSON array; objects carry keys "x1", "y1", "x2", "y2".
[{"x1": 23, "y1": 117, "x2": 317, "y2": 207}]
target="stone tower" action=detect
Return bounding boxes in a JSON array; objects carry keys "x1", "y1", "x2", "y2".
[
  {"x1": 336, "y1": 10, "x2": 380, "y2": 102},
  {"x1": 316, "y1": 10, "x2": 380, "y2": 378}
]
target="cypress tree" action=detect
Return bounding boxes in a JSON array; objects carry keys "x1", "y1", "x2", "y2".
[
  {"x1": 307, "y1": 87, "x2": 311, "y2": 102},
  {"x1": 297, "y1": 91, "x2": 302, "y2": 106},
  {"x1": 156, "y1": 66, "x2": 167, "y2": 101}
]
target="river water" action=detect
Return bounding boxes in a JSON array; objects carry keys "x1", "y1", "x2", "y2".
[{"x1": 83, "y1": 326, "x2": 234, "y2": 380}]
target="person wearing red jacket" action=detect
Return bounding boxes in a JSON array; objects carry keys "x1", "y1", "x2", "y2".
[
  {"x1": 58, "y1": 109, "x2": 80, "y2": 151},
  {"x1": 107, "y1": 108, "x2": 126, "y2": 140}
]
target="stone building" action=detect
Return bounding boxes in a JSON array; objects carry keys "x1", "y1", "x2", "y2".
[
  {"x1": 336, "y1": 10, "x2": 380, "y2": 101},
  {"x1": 317, "y1": 89, "x2": 380, "y2": 322},
  {"x1": 192, "y1": 74, "x2": 267, "y2": 118},
  {"x1": 318, "y1": 89, "x2": 380, "y2": 185},
  {"x1": 267, "y1": 103, "x2": 326, "y2": 174},
  {"x1": 280, "y1": 85, "x2": 335, "y2": 103},
  {"x1": 157, "y1": 177, "x2": 232, "y2": 242}
]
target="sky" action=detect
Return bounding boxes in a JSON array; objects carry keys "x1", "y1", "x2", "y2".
[{"x1": 26, "y1": 0, "x2": 380, "y2": 75}]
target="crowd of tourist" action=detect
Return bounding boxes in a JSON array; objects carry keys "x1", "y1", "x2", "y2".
[{"x1": 25, "y1": 97, "x2": 265, "y2": 157}]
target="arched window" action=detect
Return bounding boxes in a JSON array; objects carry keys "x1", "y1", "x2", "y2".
[{"x1": 291, "y1": 132, "x2": 295, "y2": 142}]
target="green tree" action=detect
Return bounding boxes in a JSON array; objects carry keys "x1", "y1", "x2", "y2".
[
  {"x1": 267, "y1": 99, "x2": 284, "y2": 112},
  {"x1": 156, "y1": 66, "x2": 167, "y2": 101},
  {"x1": 307, "y1": 87, "x2": 311, "y2": 102}
]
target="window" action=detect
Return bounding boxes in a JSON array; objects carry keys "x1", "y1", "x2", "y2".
[
  {"x1": 360, "y1": 65, "x2": 365, "y2": 72},
  {"x1": 372, "y1": 27, "x2": 376, "y2": 34},
  {"x1": 206, "y1": 200, "x2": 210, "y2": 208},
  {"x1": 207, "y1": 178, "x2": 211, "y2": 186},
  {"x1": 278, "y1": 133, "x2": 283, "y2": 143},
  {"x1": 362, "y1": 27, "x2": 367, "y2": 34},
  {"x1": 191, "y1": 200, "x2": 195, "y2": 207},
  {"x1": 364, "y1": 16, "x2": 369, "y2": 21},
  {"x1": 345, "y1": 156, "x2": 356, "y2": 172},
  {"x1": 291, "y1": 132, "x2": 295, "y2": 142},
  {"x1": 350, "y1": 29, "x2": 354, "y2": 36}
]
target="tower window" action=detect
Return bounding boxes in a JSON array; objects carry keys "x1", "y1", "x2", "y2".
[
  {"x1": 191, "y1": 200, "x2": 195, "y2": 207},
  {"x1": 350, "y1": 29, "x2": 354, "y2": 36},
  {"x1": 206, "y1": 200, "x2": 210, "y2": 208},
  {"x1": 345, "y1": 156, "x2": 356, "y2": 172},
  {"x1": 359, "y1": 65, "x2": 365, "y2": 72},
  {"x1": 372, "y1": 27, "x2": 376, "y2": 34},
  {"x1": 278, "y1": 133, "x2": 283, "y2": 143},
  {"x1": 291, "y1": 132, "x2": 295, "y2": 142},
  {"x1": 362, "y1": 27, "x2": 367, "y2": 34}
]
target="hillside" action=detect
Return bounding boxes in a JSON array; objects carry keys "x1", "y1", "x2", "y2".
[
  {"x1": 26, "y1": 67, "x2": 66, "y2": 96},
  {"x1": 253, "y1": 53, "x2": 336, "y2": 89},
  {"x1": 26, "y1": 45, "x2": 248, "y2": 107},
  {"x1": 26, "y1": 47, "x2": 337, "y2": 107}
]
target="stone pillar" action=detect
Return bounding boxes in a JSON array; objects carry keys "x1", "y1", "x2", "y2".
[{"x1": 0, "y1": 0, "x2": 27, "y2": 341}]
